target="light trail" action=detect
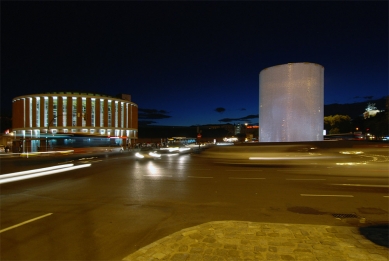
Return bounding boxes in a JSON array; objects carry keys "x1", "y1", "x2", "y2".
[
  {"x1": 0, "y1": 164, "x2": 74, "y2": 179},
  {"x1": 0, "y1": 164, "x2": 91, "y2": 184}
]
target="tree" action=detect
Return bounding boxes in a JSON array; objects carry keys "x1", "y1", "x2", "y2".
[
  {"x1": 324, "y1": 115, "x2": 352, "y2": 134},
  {"x1": 364, "y1": 111, "x2": 389, "y2": 139}
]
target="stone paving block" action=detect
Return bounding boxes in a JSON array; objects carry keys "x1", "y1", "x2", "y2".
[
  {"x1": 367, "y1": 253, "x2": 389, "y2": 260},
  {"x1": 122, "y1": 221, "x2": 389, "y2": 261}
]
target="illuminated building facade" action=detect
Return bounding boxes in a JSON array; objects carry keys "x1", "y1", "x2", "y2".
[
  {"x1": 259, "y1": 62, "x2": 324, "y2": 142},
  {"x1": 12, "y1": 92, "x2": 138, "y2": 151}
]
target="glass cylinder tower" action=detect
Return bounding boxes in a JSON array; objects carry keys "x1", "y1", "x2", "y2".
[{"x1": 259, "y1": 62, "x2": 324, "y2": 142}]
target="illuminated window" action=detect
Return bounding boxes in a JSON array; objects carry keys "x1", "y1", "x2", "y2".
[
  {"x1": 108, "y1": 100, "x2": 112, "y2": 127},
  {"x1": 29, "y1": 98, "x2": 32, "y2": 127},
  {"x1": 62, "y1": 97, "x2": 67, "y2": 127},
  {"x1": 72, "y1": 97, "x2": 77, "y2": 126},
  {"x1": 53, "y1": 96, "x2": 57, "y2": 127},
  {"x1": 115, "y1": 101, "x2": 118, "y2": 127},
  {"x1": 100, "y1": 99, "x2": 104, "y2": 127},
  {"x1": 121, "y1": 102, "x2": 124, "y2": 128},
  {"x1": 82, "y1": 97, "x2": 86, "y2": 127},
  {"x1": 36, "y1": 97, "x2": 40, "y2": 127},
  {"x1": 44, "y1": 97, "x2": 48, "y2": 128},
  {"x1": 91, "y1": 98, "x2": 95, "y2": 127}
]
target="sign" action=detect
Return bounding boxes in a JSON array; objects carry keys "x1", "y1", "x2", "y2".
[{"x1": 197, "y1": 134, "x2": 202, "y2": 138}]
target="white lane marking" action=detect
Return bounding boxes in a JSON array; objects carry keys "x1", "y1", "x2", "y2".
[
  {"x1": 188, "y1": 176, "x2": 213, "y2": 179},
  {"x1": 226, "y1": 170, "x2": 263, "y2": 172},
  {"x1": 286, "y1": 179, "x2": 326, "y2": 180},
  {"x1": 301, "y1": 194, "x2": 354, "y2": 197},
  {"x1": 229, "y1": 177, "x2": 266, "y2": 180},
  {"x1": 0, "y1": 213, "x2": 53, "y2": 233},
  {"x1": 0, "y1": 164, "x2": 91, "y2": 184},
  {"x1": 332, "y1": 184, "x2": 389, "y2": 188},
  {"x1": 277, "y1": 169, "x2": 316, "y2": 171},
  {"x1": 1, "y1": 164, "x2": 74, "y2": 179},
  {"x1": 347, "y1": 178, "x2": 388, "y2": 181},
  {"x1": 143, "y1": 175, "x2": 172, "y2": 177}
]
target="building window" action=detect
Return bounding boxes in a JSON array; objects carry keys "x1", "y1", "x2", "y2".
[
  {"x1": 91, "y1": 98, "x2": 95, "y2": 127},
  {"x1": 53, "y1": 96, "x2": 57, "y2": 127},
  {"x1": 44, "y1": 97, "x2": 48, "y2": 128},
  {"x1": 126, "y1": 103, "x2": 128, "y2": 128},
  {"x1": 36, "y1": 97, "x2": 40, "y2": 127},
  {"x1": 29, "y1": 98, "x2": 32, "y2": 128},
  {"x1": 72, "y1": 97, "x2": 77, "y2": 126},
  {"x1": 108, "y1": 100, "x2": 112, "y2": 127},
  {"x1": 62, "y1": 97, "x2": 67, "y2": 127},
  {"x1": 121, "y1": 102, "x2": 124, "y2": 128},
  {"x1": 82, "y1": 97, "x2": 86, "y2": 127},
  {"x1": 115, "y1": 101, "x2": 118, "y2": 127},
  {"x1": 100, "y1": 99, "x2": 104, "y2": 127}
]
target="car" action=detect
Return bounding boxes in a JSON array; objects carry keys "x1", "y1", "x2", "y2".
[
  {"x1": 135, "y1": 147, "x2": 161, "y2": 160},
  {"x1": 159, "y1": 144, "x2": 192, "y2": 154}
]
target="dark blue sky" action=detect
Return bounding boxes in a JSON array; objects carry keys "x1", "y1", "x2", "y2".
[{"x1": 2, "y1": 1, "x2": 388, "y2": 126}]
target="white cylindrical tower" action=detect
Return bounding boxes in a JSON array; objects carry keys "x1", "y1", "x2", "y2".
[{"x1": 259, "y1": 62, "x2": 324, "y2": 142}]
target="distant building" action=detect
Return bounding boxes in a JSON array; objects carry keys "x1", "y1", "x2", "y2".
[
  {"x1": 259, "y1": 62, "x2": 324, "y2": 142},
  {"x1": 12, "y1": 92, "x2": 138, "y2": 152}
]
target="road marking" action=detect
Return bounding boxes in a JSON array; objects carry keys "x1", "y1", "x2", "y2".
[
  {"x1": 229, "y1": 177, "x2": 266, "y2": 180},
  {"x1": 384, "y1": 196, "x2": 389, "y2": 198},
  {"x1": 301, "y1": 194, "x2": 354, "y2": 197},
  {"x1": 277, "y1": 169, "x2": 316, "y2": 171},
  {"x1": 188, "y1": 176, "x2": 213, "y2": 178},
  {"x1": 143, "y1": 175, "x2": 172, "y2": 177},
  {"x1": 286, "y1": 178, "x2": 326, "y2": 181},
  {"x1": 0, "y1": 213, "x2": 53, "y2": 233},
  {"x1": 226, "y1": 170, "x2": 263, "y2": 172},
  {"x1": 332, "y1": 184, "x2": 389, "y2": 188},
  {"x1": 347, "y1": 178, "x2": 387, "y2": 181}
]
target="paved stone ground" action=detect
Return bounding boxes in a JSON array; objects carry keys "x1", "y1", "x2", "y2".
[{"x1": 123, "y1": 221, "x2": 389, "y2": 261}]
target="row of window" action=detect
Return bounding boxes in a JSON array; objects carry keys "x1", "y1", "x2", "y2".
[{"x1": 21, "y1": 96, "x2": 134, "y2": 128}]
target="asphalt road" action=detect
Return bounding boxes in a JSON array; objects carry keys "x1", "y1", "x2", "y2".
[{"x1": 0, "y1": 142, "x2": 388, "y2": 260}]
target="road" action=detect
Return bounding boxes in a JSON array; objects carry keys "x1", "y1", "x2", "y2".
[{"x1": 0, "y1": 142, "x2": 388, "y2": 260}]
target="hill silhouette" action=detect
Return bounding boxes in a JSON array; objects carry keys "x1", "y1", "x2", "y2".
[{"x1": 324, "y1": 97, "x2": 387, "y2": 119}]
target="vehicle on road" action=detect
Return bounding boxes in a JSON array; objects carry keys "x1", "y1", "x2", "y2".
[
  {"x1": 135, "y1": 147, "x2": 161, "y2": 160},
  {"x1": 160, "y1": 144, "x2": 192, "y2": 154}
]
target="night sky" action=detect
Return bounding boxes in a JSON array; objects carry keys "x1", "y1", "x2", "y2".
[{"x1": 2, "y1": 1, "x2": 388, "y2": 126}]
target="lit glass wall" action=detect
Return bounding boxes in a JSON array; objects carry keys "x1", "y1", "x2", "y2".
[{"x1": 259, "y1": 62, "x2": 324, "y2": 142}]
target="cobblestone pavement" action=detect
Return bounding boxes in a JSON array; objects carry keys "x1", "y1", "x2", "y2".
[{"x1": 123, "y1": 221, "x2": 388, "y2": 261}]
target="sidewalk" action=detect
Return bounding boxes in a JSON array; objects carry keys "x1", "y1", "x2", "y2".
[{"x1": 123, "y1": 221, "x2": 388, "y2": 261}]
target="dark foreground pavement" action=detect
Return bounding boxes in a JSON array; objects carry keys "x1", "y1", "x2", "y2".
[{"x1": 123, "y1": 221, "x2": 388, "y2": 261}]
